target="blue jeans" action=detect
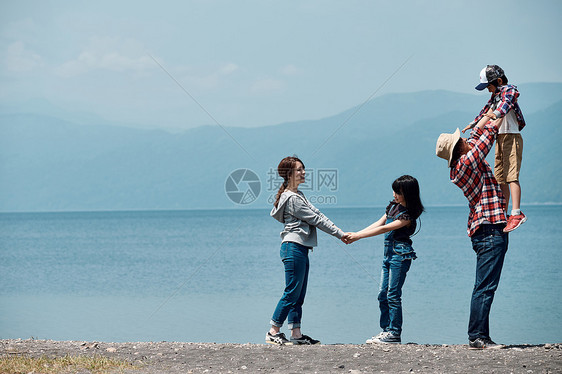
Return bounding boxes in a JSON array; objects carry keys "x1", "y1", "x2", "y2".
[
  {"x1": 468, "y1": 224, "x2": 508, "y2": 341},
  {"x1": 378, "y1": 241, "x2": 413, "y2": 336},
  {"x1": 270, "y1": 242, "x2": 310, "y2": 330}
]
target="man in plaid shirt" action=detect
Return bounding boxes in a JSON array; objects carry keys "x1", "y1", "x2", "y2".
[
  {"x1": 452, "y1": 123, "x2": 507, "y2": 237},
  {"x1": 436, "y1": 115, "x2": 508, "y2": 350}
]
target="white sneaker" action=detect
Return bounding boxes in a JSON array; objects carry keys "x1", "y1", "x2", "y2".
[
  {"x1": 366, "y1": 331, "x2": 388, "y2": 344},
  {"x1": 373, "y1": 331, "x2": 401, "y2": 344}
]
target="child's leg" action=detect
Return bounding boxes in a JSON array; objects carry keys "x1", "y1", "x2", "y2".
[
  {"x1": 502, "y1": 134, "x2": 526, "y2": 232},
  {"x1": 386, "y1": 258, "x2": 412, "y2": 336},
  {"x1": 505, "y1": 134, "x2": 523, "y2": 215},
  {"x1": 377, "y1": 259, "x2": 390, "y2": 332},
  {"x1": 509, "y1": 181, "x2": 521, "y2": 212}
]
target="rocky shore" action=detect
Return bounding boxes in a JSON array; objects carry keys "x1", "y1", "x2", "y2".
[{"x1": 1, "y1": 339, "x2": 560, "y2": 373}]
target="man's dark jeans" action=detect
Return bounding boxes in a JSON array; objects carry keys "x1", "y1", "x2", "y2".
[{"x1": 468, "y1": 224, "x2": 508, "y2": 341}]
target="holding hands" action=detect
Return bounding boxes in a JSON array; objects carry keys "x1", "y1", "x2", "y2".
[
  {"x1": 339, "y1": 212, "x2": 402, "y2": 246},
  {"x1": 463, "y1": 108, "x2": 498, "y2": 133},
  {"x1": 341, "y1": 232, "x2": 360, "y2": 245}
]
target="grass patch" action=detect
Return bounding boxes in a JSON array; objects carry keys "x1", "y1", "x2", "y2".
[{"x1": 0, "y1": 354, "x2": 137, "y2": 373}]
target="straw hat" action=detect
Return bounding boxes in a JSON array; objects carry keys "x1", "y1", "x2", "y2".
[{"x1": 436, "y1": 128, "x2": 461, "y2": 167}]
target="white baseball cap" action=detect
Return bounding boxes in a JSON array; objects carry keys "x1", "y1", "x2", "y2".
[{"x1": 475, "y1": 65, "x2": 505, "y2": 91}]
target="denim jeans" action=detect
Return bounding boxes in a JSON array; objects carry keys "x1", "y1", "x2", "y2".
[
  {"x1": 468, "y1": 224, "x2": 508, "y2": 341},
  {"x1": 377, "y1": 240, "x2": 413, "y2": 336},
  {"x1": 270, "y1": 242, "x2": 310, "y2": 330}
]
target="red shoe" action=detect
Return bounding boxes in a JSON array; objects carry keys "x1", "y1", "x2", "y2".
[{"x1": 504, "y1": 212, "x2": 527, "y2": 232}]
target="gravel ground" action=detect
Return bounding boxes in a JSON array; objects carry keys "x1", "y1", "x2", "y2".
[{"x1": 1, "y1": 339, "x2": 561, "y2": 374}]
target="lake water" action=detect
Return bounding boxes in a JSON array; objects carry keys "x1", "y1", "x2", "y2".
[{"x1": 0, "y1": 206, "x2": 560, "y2": 345}]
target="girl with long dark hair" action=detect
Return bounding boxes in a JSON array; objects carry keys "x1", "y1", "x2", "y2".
[{"x1": 343, "y1": 175, "x2": 424, "y2": 344}]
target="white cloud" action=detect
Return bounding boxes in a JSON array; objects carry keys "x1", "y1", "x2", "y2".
[
  {"x1": 55, "y1": 36, "x2": 153, "y2": 77},
  {"x1": 280, "y1": 64, "x2": 301, "y2": 76},
  {"x1": 184, "y1": 62, "x2": 239, "y2": 90},
  {"x1": 250, "y1": 78, "x2": 285, "y2": 94},
  {"x1": 4, "y1": 41, "x2": 44, "y2": 72},
  {"x1": 219, "y1": 63, "x2": 239, "y2": 75}
]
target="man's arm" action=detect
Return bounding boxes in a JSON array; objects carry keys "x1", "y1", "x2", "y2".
[
  {"x1": 474, "y1": 109, "x2": 496, "y2": 130},
  {"x1": 463, "y1": 97, "x2": 494, "y2": 133},
  {"x1": 464, "y1": 119, "x2": 502, "y2": 167}
]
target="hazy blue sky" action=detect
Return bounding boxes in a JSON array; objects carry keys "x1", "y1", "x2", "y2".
[{"x1": 1, "y1": 0, "x2": 561, "y2": 130}]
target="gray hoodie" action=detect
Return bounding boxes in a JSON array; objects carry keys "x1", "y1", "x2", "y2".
[{"x1": 270, "y1": 190, "x2": 344, "y2": 248}]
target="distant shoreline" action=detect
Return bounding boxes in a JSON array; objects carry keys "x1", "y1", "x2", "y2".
[
  {"x1": 2, "y1": 202, "x2": 562, "y2": 215},
  {"x1": 2, "y1": 339, "x2": 560, "y2": 373}
]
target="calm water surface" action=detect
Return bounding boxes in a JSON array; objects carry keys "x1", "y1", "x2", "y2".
[{"x1": 0, "y1": 206, "x2": 560, "y2": 344}]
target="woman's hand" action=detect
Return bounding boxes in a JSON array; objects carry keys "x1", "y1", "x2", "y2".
[{"x1": 341, "y1": 232, "x2": 360, "y2": 244}]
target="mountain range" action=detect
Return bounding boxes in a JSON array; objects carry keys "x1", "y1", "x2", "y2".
[{"x1": 1, "y1": 83, "x2": 561, "y2": 212}]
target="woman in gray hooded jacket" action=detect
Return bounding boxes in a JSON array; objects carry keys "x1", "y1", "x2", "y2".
[{"x1": 266, "y1": 156, "x2": 345, "y2": 345}]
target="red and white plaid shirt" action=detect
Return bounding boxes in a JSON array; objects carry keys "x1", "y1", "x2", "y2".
[
  {"x1": 470, "y1": 84, "x2": 526, "y2": 131},
  {"x1": 450, "y1": 123, "x2": 507, "y2": 237}
]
